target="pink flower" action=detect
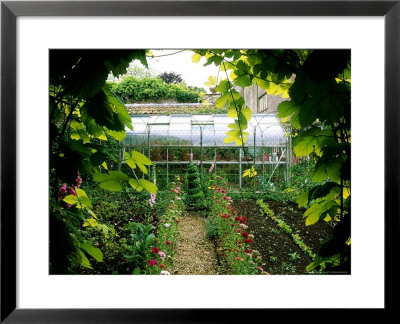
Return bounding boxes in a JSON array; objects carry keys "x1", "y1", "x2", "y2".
[
  {"x1": 76, "y1": 176, "x2": 82, "y2": 188},
  {"x1": 148, "y1": 193, "x2": 156, "y2": 207},
  {"x1": 148, "y1": 259, "x2": 157, "y2": 267},
  {"x1": 59, "y1": 185, "x2": 67, "y2": 195},
  {"x1": 235, "y1": 257, "x2": 243, "y2": 261},
  {"x1": 190, "y1": 153, "x2": 193, "y2": 161},
  {"x1": 68, "y1": 188, "x2": 76, "y2": 196},
  {"x1": 197, "y1": 160, "x2": 200, "y2": 166},
  {"x1": 209, "y1": 163, "x2": 214, "y2": 173},
  {"x1": 158, "y1": 251, "x2": 166, "y2": 260}
]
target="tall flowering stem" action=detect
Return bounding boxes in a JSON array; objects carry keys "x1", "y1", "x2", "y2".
[{"x1": 146, "y1": 176, "x2": 184, "y2": 274}]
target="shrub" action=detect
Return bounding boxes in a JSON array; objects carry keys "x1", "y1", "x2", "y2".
[
  {"x1": 185, "y1": 163, "x2": 208, "y2": 210},
  {"x1": 108, "y1": 76, "x2": 203, "y2": 103}
]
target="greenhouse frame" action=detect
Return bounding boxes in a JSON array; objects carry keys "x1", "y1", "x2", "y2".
[{"x1": 119, "y1": 113, "x2": 292, "y2": 190}]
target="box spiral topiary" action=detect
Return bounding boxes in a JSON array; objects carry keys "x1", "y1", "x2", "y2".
[{"x1": 186, "y1": 163, "x2": 208, "y2": 210}]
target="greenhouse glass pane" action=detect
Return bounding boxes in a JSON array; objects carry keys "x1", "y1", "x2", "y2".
[
  {"x1": 149, "y1": 124, "x2": 169, "y2": 145},
  {"x1": 202, "y1": 125, "x2": 215, "y2": 146},
  {"x1": 148, "y1": 115, "x2": 170, "y2": 125},
  {"x1": 123, "y1": 133, "x2": 146, "y2": 146},
  {"x1": 192, "y1": 115, "x2": 214, "y2": 124},
  {"x1": 130, "y1": 116, "x2": 149, "y2": 132},
  {"x1": 170, "y1": 115, "x2": 191, "y2": 131},
  {"x1": 170, "y1": 115, "x2": 192, "y2": 145},
  {"x1": 192, "y1": 125, "x2": 201, "y2": 146}
]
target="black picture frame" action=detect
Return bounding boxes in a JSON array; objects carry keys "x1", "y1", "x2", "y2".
[{"x1": 1, "y1": 0, "x2": 398, "y2": 322}]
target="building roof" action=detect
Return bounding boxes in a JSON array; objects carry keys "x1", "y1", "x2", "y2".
[{"x1": 123, "y1": 113, "x2": 288, "y2": 147}]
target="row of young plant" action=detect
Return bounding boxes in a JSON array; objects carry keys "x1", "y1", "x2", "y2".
[
  {"x1": 257, "y1": 200, "x2": 315, "y2": 262},
  {"x1": 205, "y1": 176, "x2": 268, "y2": 275}
]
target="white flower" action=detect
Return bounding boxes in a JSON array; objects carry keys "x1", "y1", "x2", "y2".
[
  {"x1": 160, "y1": 270, "x2": 170, "y2": 275},
  {"x1": 164, "y1": 223, "x2": 171, "y2": 228}
]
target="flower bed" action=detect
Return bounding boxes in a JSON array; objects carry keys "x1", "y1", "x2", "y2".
[
  {"x1": 207, "y1": 176, "x2": 268, "y2": 275},
  {"x1": 145, "y1": 179, "x2": 185, "y2": 275}
]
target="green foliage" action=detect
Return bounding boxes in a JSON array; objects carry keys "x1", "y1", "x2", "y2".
[
  {"x1": 108, "y1": 76, "x2": 203, "y2": 103},
  {"x1": 159, "y1": 71, "x2": 183, "y2": 84},
  {"x1": 185, "y1": 163, "x2": 208, "y2": 210},
  {"x1": 193, "y1": 49, "x2": 350, "y2": 272},
  {"x1": 258, "y1": 200, "x2": 315, "y2": 260},
  {"x1": 49, "y1": 50, "x2": 161, "y2": 273},
  {"x1": 208, "y1": 176, "x2": 266, "y2": 275}
]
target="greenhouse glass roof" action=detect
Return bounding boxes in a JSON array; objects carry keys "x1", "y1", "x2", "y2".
[{"x1": 123, "y1": 114, "x2": 288, "y2": 147}]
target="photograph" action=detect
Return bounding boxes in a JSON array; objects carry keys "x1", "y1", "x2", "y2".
[{"x1": 49, "y1": 49, "x2": 351, "y2": 276}]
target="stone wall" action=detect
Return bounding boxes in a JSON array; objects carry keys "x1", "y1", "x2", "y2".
[{"x1": 236, "y1": 83, "x2": 287, "y2": 114}]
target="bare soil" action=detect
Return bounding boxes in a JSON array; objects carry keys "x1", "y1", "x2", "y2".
[{"x1": 233, "y1": 199, "x2": 334, "y2": 275}]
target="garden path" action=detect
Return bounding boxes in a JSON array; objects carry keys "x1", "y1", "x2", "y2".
[{"x1": 172, "y1": 212, "x2": 219, "y2": 275}]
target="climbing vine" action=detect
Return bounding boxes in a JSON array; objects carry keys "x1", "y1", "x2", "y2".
[
  {"x1": 49, "y1": 50, "x2": 158, "y2": 273},
  {"x1": 192, "y1": 49, "x2": 351, "y2": 272}
]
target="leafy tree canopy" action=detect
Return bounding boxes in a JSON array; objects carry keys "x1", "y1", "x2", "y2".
[
  {"x1": 192, "y1": 49, "x2": 351, "y2": 272},
  {"x1": 159, "y1": 71, "x2": 183, "y2": 84}
]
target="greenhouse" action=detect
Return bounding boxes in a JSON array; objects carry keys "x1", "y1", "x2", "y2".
[{"x1": 120, "y1": 113, "x2": 292, "y2": 190}]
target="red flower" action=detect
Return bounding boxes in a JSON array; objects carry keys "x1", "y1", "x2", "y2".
[
  {"x1": 241, "y1": 232, "x2": 249, "y2": 238},
  {"x1": 235, "y1": 216, "x2": 240, "y2": 221},
  {"x1": 159, "y1": 264, "x2": 166, "y2": 269},
  {"x1": 244, "y1": 239, "x2": 253, "y2": 244},
  {"x1": 151, "y1": 247, "x2": 159, "y2": 254},
  {"x1": 166, "y1": 240, "x2": 172, "y2": 245},
  {"x1": 148, "y1": 259, "x2": 157, "y2": 267}
]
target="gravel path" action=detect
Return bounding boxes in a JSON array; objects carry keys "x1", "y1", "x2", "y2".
[{"x1": 172, "y1": 212, "x2": 219, "y2": 275}]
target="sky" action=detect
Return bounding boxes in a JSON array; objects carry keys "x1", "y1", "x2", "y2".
[{"x1": 144, "y1": 50, "x2": 219, "y2": 91}]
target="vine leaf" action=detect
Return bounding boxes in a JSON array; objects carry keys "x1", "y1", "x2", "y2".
[{"x1": 81, "y1": 242, "x2": 104, "y2": 262}]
